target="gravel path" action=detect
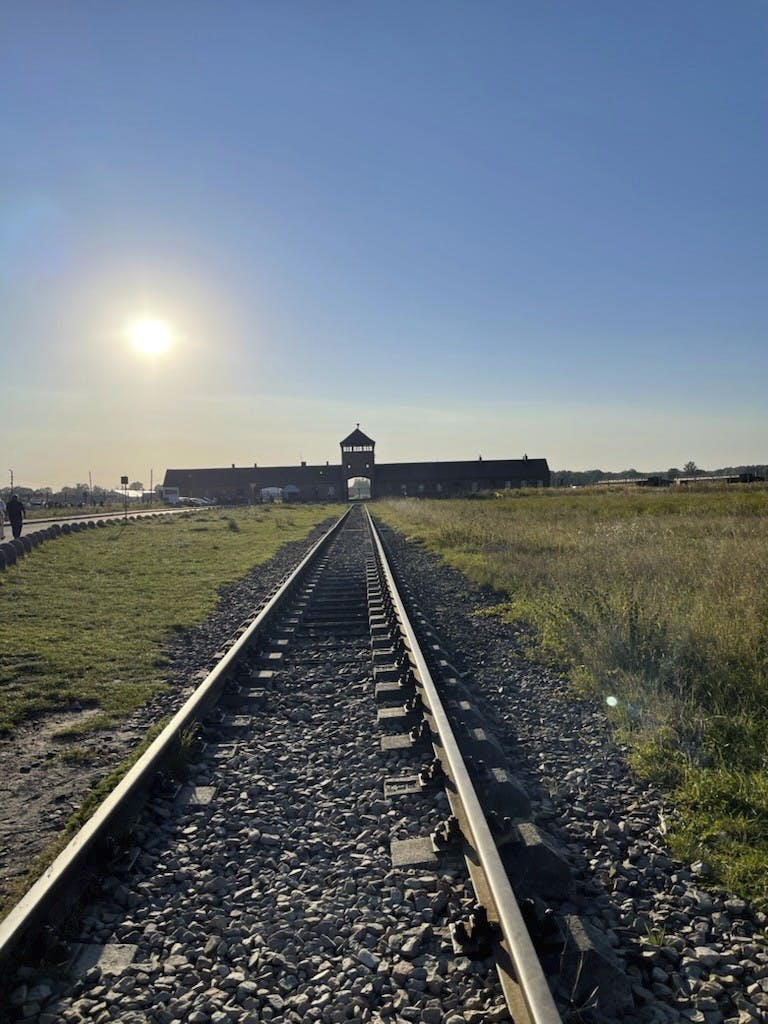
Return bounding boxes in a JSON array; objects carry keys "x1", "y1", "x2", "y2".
[{"x1": 377, "y1": 522, "x2": 768, "y2": 1024}]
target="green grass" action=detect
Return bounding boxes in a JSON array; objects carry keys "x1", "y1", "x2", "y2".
[
  {"x1": 375, "y1": 487, "x2": 768, "y2": 902},
  {"x1": 0, "y1": 505, "x2": 343, "y2": 735},
  {"x1": 56, "y1": 746, "x2": 98, "y2": 766}
]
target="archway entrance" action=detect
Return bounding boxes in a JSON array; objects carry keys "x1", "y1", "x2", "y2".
[{"x1": 346, "y1": 476, "x2": 371, "y2": 501}]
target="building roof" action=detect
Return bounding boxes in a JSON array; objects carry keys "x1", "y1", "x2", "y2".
[
  {"x1": 164, "y1": 464, "x2": 343, "y2": 492},
  {"x1": 339, "y1": 426, "x2": 375, "y2": 448}
]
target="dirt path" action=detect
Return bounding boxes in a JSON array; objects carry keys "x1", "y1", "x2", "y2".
[{"x1": 0, "y1": 710, "x2": 150, "y2": 902}]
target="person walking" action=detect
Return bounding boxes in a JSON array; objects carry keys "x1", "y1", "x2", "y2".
[{"x1": 6, "y1": 494, "x2": 24, "y2": 539}]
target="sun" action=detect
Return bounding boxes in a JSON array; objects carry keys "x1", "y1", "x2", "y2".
[{"x1": 130, "y1": 318, "x2": 172, "y2": 355}]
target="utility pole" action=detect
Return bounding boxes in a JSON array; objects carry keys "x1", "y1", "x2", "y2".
[{"x1": 9, "y1": 469, "x2": 13, "y2": 491}]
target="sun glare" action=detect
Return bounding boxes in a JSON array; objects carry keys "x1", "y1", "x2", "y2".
[{"x1": 130, "y1": 318, "x2": 172, "y2": 355}]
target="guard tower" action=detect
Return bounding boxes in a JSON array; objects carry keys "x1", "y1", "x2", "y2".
[{"x1": 340, "y1": 425, "x2": 376, "y2": 500}]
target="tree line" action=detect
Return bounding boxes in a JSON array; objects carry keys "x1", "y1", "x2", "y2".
[
  {"x1": 0, "y1": 482, "x2": 159, "y2": 506},
  {"x1": 553, "y1": 462, "x2": 768, "y2": 488}
]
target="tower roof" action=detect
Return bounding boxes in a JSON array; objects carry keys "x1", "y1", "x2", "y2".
[{"x1": 340, "y1": 425, "x2": 375, "y2": 447}]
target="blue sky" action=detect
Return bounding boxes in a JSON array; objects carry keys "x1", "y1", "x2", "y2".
[{"x1": 1, "y1": 1, "x2": 766, "y2": 488}]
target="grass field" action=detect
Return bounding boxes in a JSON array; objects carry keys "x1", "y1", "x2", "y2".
[
  {"x1": 0, "y1": 505, "x2": 343, "y2": 735},
  {"x1": 375, "y1": 487, "x2": 768, "y2": 902}
]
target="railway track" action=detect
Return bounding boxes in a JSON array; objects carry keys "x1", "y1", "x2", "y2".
[{"x1": 0, "y1": 506, "x2": 625, "y2": 1022}]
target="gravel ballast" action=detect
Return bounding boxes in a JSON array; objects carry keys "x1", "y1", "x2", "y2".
[
  {"x1": 8, "y1": 518, "x2": 510, "y2": 1023},
  {"x1": 6, "y1": 514, "x2": 768, "y2": 1023}
]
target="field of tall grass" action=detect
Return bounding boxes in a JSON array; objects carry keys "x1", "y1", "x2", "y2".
[{"x1": 375, "y1": 487, "x2": 768, "y2": 902}]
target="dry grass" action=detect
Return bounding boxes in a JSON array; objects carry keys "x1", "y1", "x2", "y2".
[{"x1": 375, "y1": 486, "x2": 768, "y2": 901}]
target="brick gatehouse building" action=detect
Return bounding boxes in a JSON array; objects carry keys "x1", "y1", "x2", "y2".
[{"x1": 163, "y1": 427, "x2": 550, "y2": 503}]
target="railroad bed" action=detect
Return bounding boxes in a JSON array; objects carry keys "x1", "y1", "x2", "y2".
[
  {"x1": 1, "y1": 506, "x2": 560, "y2": 1024},
  {"x1": 3, "y1": 506, "x2": 767, "y2": 1024}
]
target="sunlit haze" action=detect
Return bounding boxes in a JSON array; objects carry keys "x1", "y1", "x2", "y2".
[
  {"x1": 1, "y1": 2, "x2": 766, "y2": 490},
  {"x1": 129, "y1": 319, "x2": 172, "y2": 357}
]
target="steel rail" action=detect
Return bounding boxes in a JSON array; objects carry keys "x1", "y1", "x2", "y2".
[
  {"x1": 0, "y1": 506, "x2": 352, "y2": 975},
  {"x1": 366, "y1": 508, "x2": 562, "y2": 1024}
]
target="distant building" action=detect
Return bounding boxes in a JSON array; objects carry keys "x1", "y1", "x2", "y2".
[
  {"x1": 674, "y1": 474, "x2": 763, "y2": 486},
  {"x1": 163, "y1": 426, "x2": 551, "y2": 503},
  {"x1": 596, "y1": 476, "x2": 671, "y2": 488}
]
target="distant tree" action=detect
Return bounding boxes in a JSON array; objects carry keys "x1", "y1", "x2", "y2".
[
  {"x1": 552, "y1": 469, "x2": 609, "y2": 487},
  {"x1": 129, "y1": 481, "x2": 144, "y2": 491},
  {"x1": 555, "y1": 463, "x2": 765, "y2": 487},
  {"x1": 57, "y1": 483, "x2": 91, "y2": 504}
]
